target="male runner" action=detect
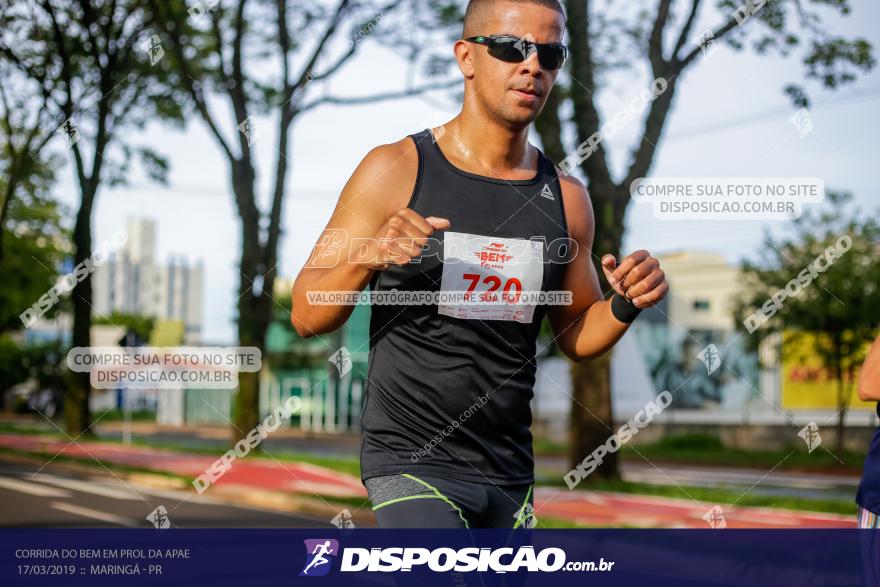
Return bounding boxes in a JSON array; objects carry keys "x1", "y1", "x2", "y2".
[
  {"x1": 291, "y1": 0, "x2": 668, "y2": 528},
  {"x1": 857, "y1": 333, "x2": 880, "y2": 528},
  {"x1": 856, "y1": 334, "x2": 880, "y2": 587}
]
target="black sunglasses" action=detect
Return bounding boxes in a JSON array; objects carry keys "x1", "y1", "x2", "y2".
[{"x1": 465, "y1": 35, "x2": 568, "y2": 70}]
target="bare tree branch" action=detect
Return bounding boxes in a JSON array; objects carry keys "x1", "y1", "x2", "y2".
[
  {"x1": 265, "y1": 0, "x2": 295, "y2": 275},
  {"x1": 298, "y1": 78, "x2": 460, "y2": 112},
  {"x1": 622, "y1": 74, "x2": 678, "y2": 191},
  {"x1": 147, "y1": 0, "x2": 236, "y2": 162},
  {"x1": 675, "y1": 14, "x2": 741, "y2": 71},
  {"x1": 310, "y1": 43, "x2": 357, "y2": 82},
  {"x1": 43, "y1": 0, "x2": 89, "y2": 191},
  {"x1": 672, "y1": 0, "x2": 703, "y2": 60},
  {"x1": 287, "y1": 0, "x2": 351, "y2": 112},
  {"x1": 648, "y1": 0, "x2": 673, "y2": 73},
  {"x1": 565, "y1": 0, "x2": 613, "y2": 190},
  {"x1": 230, "y1": 0, "x2": 253, "y2": 165},
  {"x1": 311, "y1": 0, "x2": 406, "y2": 84},
  {"x1": 210, "y1": 5, "x2": 232, "y2": 84}
]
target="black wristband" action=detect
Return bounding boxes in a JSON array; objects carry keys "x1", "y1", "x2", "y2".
[{"x1": 610, "y1": 293, "x2": 642, "y2": 323}]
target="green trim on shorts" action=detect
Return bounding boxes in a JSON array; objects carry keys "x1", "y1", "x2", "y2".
[
  {"x1": 512, "y1": 485, "x2": 533, "y2": 529},
  {"x1": 372, "y1": 494, "x2": 445, "y2": 511},
  {"x1": 402, "y1": 473, "x2": 471, "y2": 529}
]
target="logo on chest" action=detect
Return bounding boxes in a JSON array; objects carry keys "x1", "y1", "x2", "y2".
[{"x1": 475, "y1": 241, "x2": 514, "y2": 270}]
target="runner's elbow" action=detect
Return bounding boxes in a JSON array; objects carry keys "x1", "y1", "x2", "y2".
[
  {"x1": 858, "y1": 381, "x2": 880, "y2": 402},
  {"x1": 290, "y1": 311, "x2": 316, "y2": 338},
  {"x1": 290, "y1": 275, "x2": 353, "y2": 338},
  {"x1": 571, "y1": 340, "x2": 615, "y2": 362},
  {"x1": 290, "y1": 290, "x2": 320, "y2": 338},
  {"x1": 290, "y1": 304, "x2": 334, "y2": 338},
  {"x1": 290, "y1": 298, "x2": 347, "y2": 338},
  {"x1": 560, "y1": 343, "x2": 605, "y2": 362},
  {"x1": 291, "y1": 275, "x2": 319, "y2": 337}
]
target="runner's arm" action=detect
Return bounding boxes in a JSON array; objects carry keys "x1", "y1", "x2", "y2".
[
  {"x1": 548, "y1": 173, "x2": 667, "y2": 360},
  {"x1": 857, "y1": 335, "x2": 880, "y2": 401},
  {"x1": 291, "y1": 140, "x2": 417, "y2": 338}
]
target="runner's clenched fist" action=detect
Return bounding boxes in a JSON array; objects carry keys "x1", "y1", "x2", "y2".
[
  {"x1": 601, "y1": 250, "x2": 668, "y2": 309},
  {"x1": 365, "y1": 209, "x2": 450, "y2": 270}
]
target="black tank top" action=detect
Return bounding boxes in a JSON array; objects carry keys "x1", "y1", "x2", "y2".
[{"x1": 360, "y1": 128, "x2": 570, "y2": 485}]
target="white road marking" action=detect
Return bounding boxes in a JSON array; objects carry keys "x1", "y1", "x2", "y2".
[
  {"x1": 32, "y1": 474, "x2": 141, "y2": 500},
  {"x1": 50, "y1": 502, "x2": 137, "y2": 527},
  {"x1": 0, "y1": 477, "x2": 72, "y2": 498}
]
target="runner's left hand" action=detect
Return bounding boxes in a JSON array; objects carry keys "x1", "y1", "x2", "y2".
[{"x1": 601, "y1": 251, "x2": 668, "y2": 309}]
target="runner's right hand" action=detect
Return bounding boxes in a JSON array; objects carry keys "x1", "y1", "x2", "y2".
[{"x1": 366, "y1": 209, "x2": 450, "y2": 270}]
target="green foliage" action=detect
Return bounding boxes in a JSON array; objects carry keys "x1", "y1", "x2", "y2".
[
  {"x1": 0, "y1": 0, "x2": 186, "y2": 192},
  {"x1": 652, "y1": 433, "x2": 725, "y2": 451},
  {"x1": 0, "y1": 335, "x2": 68, "y2": 396},
  {"x1": 0, "y1": 336, "x2": 28, "y2": 394},
  {"x1": 94, "y1": 312, "x2": 156, "y2": 342},
  {"x1": 734, "y1": 191, "x2": 880, "y2": 433},
  {"x1": 713, "y1": 0, "x2": 875, "y2": 107},
  {"x1": 0, "y1": 161, "x2": 69, "y2": 334},
  {"x1": 735, "y1": 192, "x2": 880, "y2": 352},
  {"x1": 22, "y1": 338, "x2": 68, "y2": 391}
]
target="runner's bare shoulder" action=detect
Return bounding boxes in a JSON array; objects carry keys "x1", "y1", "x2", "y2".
[
  {"x1": 554, "y1": 169, "x2": 594, "y2": 244},
  {"x1": 340, "y1": 136, "x2": 419, "y2": 218}
]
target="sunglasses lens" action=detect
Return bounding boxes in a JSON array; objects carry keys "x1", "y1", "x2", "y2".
[
  {"x1": 537, "y1": 45, "x2": 566, "y2": 70},
  {"x1": 488, "y1": 38, "x2": 528, "y2": 63},
  {"x1": 479, "y1": 36, "x2": 567, "y2": 70}
]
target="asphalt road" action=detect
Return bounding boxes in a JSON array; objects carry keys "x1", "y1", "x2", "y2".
[{"x1": 0, "y1": 456, "x2": 329, "y2": 528}]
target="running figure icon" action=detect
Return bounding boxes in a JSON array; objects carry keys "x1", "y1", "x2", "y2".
[{"x1": 300, "y1": 539, "x2": 339, "y2": 577}]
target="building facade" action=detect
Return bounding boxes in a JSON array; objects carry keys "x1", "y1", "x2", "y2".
[{"x1": 93, "y1": 218, "x2": 204, "y2": 343}]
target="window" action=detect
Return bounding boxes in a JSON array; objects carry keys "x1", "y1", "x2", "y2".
[{"x1": 693, "y1": 299, "x2": 710, "y2": 311}]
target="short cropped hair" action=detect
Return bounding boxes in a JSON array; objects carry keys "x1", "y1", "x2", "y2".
[{"x1": 463, "y1": 0, "x2": 566, "y2": 37}]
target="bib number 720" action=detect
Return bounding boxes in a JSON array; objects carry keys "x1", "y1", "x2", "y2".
[{"x1": 462, "y1": 273, "x2": 523, "y2": 303}]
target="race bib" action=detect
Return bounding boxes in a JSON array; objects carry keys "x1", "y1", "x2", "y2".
[{"x1": 438, "y1": 231, "x2": 544, "y2": 323}]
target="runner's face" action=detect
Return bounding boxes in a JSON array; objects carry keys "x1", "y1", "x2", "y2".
[{"x1": 464, "y1": 2, "x2": 565, "y2": 126}]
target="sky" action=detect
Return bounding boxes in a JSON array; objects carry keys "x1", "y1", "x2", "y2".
[{"x1": 48, "y1": 0, "x2": 880, "y2": 344}]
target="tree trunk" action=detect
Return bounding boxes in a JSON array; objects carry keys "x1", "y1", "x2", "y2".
[
  {"x1": 569, "y1": 353, "x2": 618, "y2": 479},
  {"x1": 535, "y1": 86, "x2": 565, "y2": 164},
  {"x1": 0, "y1": 178, "x2": 17, "y2": 261},
  {"x1": 835, "y1": 364, "x2": 850, "y2": 453},
  {"x1": 64, "y1": 191, "x2": 94, "y2": 436},
  {"x1": 233, "y1": 289, "x2": 272, "y2": 443},
  {"x1": 230, "y1": 165, "x2": 274, "y2": 446},
  {"x1": 233, "y1": 314, "x2": 265, "y2": 446},
  {"x1": 568, "y1": 182, "x2": 627, "y2": 478},
  {"x1": 536, "y1": 79, "x2": 629, "y2": 477}
]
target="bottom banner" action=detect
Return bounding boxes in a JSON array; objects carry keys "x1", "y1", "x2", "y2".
[{"x1": 1, "y1": 529, "x2": 877, "y2": 586}]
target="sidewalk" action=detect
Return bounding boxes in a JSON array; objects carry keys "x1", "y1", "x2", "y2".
[
  {"x1": 0, "y1": 432, "x2": 856, "y2": 528},
  {"x1": 535, "y1": 488, "x2": 855, "y2": 528}
]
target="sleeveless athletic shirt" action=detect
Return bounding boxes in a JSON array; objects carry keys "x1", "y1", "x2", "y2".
[
  {"x1": 360, "y1": 128, "x2": 571, "y2": 486},
  {"x1": 857, "y1": 403, "x2": 880, "y2": 513}
]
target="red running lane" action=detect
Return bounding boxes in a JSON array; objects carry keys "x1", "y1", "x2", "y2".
[
  {"x1": 0, "y1": 434, "x2": 856, "y2": 527},
  {"x1": 0, "y1": 433, "x2": 367, "y2": 498},
  {"x1": 534, "y1": 487, "x2": 856, "y2": 528}
]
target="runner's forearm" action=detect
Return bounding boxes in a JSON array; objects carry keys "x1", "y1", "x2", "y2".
[
  {"x1": 557, "y1": 299, "x2": 633, "y2": 361},
  {"x1": 858, "y1": 336, "x2": 880, "y2": 401},
  {"x1": 291, "y1": 262, "x2": 375, "y2": 338}
]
